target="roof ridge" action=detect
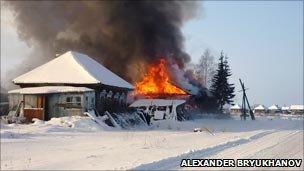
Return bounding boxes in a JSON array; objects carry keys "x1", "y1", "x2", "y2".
[
  {"x1": 70, "y1": 51, "x2": 133, "y2": 89},
  {"x1": 13, "y1": 53, "x2": 66, "y2": 83},
  {"x1": 13, "y1": 51, "x2": 133, "y2": 89},
  {"x1": 69, "y1": 51, "x2": 100, "y2": 84}
]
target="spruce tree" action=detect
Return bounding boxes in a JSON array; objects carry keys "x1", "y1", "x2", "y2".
[{"x1": 210, "y1": 51, "x2": 235, "y2": 112}]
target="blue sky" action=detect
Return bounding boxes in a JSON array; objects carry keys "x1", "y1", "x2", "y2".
[
  {"x1": 1, "y1": 1, "x2": 303, "y2": 106},
  {"x1": 182, "y1": 1, "x2": 303, "y2": 106}
]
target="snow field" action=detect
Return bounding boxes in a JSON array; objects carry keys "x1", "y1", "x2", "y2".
[{"x1": 1, "y1": 115, "x2": 303, "y2": 170}]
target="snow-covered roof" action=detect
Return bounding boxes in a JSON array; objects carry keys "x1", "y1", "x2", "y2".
[
  {"x1": 8, "y1": 86, "x2": 94, "y2": 95},
  {"x1": 129, "y1": 99, "x2": 186, "y2": 107},
  {"x1": 289, "y1": 105, "x2": 304, "y2": 110},
  {"x1": 254, "y1": 105, "x2": 265, "y2": 110},
  {"x1": 230, "y1": 104, "x2": 241, "y2": 110},
  {"x1": 13, "y1": 51, "x2": 133, "y2": 89},
  {"x1": 268, "y1": 104, "x2": 280, "y2": 110},
  {"x1": 281, "y1": 106, "x2": 290, "y2": 110}
]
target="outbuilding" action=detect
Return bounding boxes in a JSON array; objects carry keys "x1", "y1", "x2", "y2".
[
  {"x1": 289, "y1": 105, "x2": 304, "y2": 115},
  {"x1": 268, "y1": 104, "x2": 281, "y2": 114},
  {"x1": 281, "y1": 106, "x2": 290, "y2": 114},
  {"x1": 8, "y1": 86, "x2": 95, "y2": 122}
]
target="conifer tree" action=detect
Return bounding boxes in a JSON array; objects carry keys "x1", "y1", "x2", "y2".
[{"x1": 210, "y1": 51, "x2": 235, "y2": 112}]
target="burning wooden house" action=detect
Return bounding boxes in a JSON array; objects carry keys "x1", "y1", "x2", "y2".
[
  {"x1": 8, "y1": 51, "x2": 133, "y2": 121},
  {"x1": 134, "y1": 59, "x2": 188, "y2": 98},
  {"x1": 129, "y1": 58, "x2": 212, "y2": 121}
]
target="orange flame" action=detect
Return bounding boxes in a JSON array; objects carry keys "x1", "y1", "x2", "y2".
[{"x1": 135, "y1": 59, "x2": 186, "y2": 96}]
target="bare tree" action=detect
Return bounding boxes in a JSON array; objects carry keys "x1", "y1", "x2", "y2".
[{"x1": 195, "y1": 49, "x2": 216, "y2": 88}]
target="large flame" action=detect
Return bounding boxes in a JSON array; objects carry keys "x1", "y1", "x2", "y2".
[{"x1": 135, "y1": 59, "x2": 186, "y2": 96}]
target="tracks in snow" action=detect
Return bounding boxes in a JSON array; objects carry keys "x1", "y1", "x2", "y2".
[{"x1": 133, "y1": 130, "x2": 276, "y2": 170}]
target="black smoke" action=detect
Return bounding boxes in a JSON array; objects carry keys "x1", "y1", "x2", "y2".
[{"x1": 4, "y1": 1, "x2": 199, "y2": 84}]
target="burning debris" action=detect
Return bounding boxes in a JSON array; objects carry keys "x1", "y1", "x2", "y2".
[{"x1": 135, "y1": 59, "x2": 187, "y2": 97}]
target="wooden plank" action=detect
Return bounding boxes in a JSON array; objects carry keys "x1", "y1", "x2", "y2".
[
  {"x1": 37, "y1": 95, "x2": 44, "y2": 108},
  {"x1": 23, "y1": 108, "x2": 44, "y2": 122}
]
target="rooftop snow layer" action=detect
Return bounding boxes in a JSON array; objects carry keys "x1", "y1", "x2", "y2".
[
  {"x1": 8, "y1": 86, "x2": 94, "y2": 94},
  {"x1": 254, "y1": 105, "x2": 266, "y2": 110},
  {"x1": 13, "y1": 51, "x2": 133, "y2": 89},
  {"x1": 281, "y1": 106, "x2": 290, "y2": 110},
  {"x1": 230, "y1": 104, "x2": 241, "y2": 110},
  {"x1": 268, "y1": 104, "x2": 280, "y2": 110},
  {"x1": 289, "y1": 105, "x2": 304, "y2": 110},
  {"x1": 129, "y1": 99, "x2": 186, "y2": 107}
]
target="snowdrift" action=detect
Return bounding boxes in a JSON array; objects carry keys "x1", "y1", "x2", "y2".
[{"x1": 31, "y1": 116, "x2": 112, "y2": 132}]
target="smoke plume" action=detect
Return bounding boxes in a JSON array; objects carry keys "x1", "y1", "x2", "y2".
[{"x1": 4, "y1": 1, "x2": 199, "y2": 84}]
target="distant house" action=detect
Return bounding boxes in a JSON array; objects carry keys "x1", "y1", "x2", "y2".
[
  {"x1": 289, "y1": 105, "x2": 304, "y2": 115},
  {"x1": 253, "y1": 105, "x2": 266, "y2": 114},
  {"x1": 9, "y1": 51, "x2": 134, "y2": 121},
  {"x1": 268, "y1": 104, "x2": 281, "y2": 114},
  {"x1": 230, "y1": 104, "x2": 241, "y2": 114},
  {"x1": 281, "y1": 106, "x2": 290, "y2": 114}
]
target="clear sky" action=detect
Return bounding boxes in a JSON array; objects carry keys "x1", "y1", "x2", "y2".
[
  {"x1": 182, "y1": 1, "x2": 303, "y2": 106},
  {"x1": 1, "y1": 1, "x2": 303, "y2": 106}
]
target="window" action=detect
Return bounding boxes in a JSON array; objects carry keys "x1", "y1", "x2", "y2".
[
  {"x1": 66, "y1": 97, "x2": 72, "y2": 103},
  {"x1": 157, "y1": 106, "x2": 166, "y2": 111},
  {"x1": 65, "y1": 96, "x2": 82, "y2": 108},
  {"x1": 75, "y1": 96, "x2": 81, "y2": 106},
  {"x1": 91, "y1": 98, "x2": 94, "y2": 105}
]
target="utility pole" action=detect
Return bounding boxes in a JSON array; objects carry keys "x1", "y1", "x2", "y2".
[{"x1": 239, "y1": 79, "x2": 255, "y2": 120}]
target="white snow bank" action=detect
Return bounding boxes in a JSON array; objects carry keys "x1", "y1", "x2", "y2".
[
  {"x1": 33, "y1": 116, "x2": 112, "y2": 132},
  {"x1": 1, "y1": 115, "x2": 303, "y2": 170},
  {"x1": 0, "y1": 119, "x2": 9, "y2": 129},
  {"x1": 32, "y1": 118, "x2": 45, "y2": 125},
  {"x1": 133, "y1": 131, "x2": 276, "y2": 170},
  {"x1": 1, "y1": 131, "x2": 24, "y2": 139},
  {"x1": 151, "y1": 120, "x2": 184, "y2": 131}
]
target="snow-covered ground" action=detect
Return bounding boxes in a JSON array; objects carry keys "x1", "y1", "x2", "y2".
[{"x1": 1, "y1": 115, "x2": 303, "y2": 170}]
